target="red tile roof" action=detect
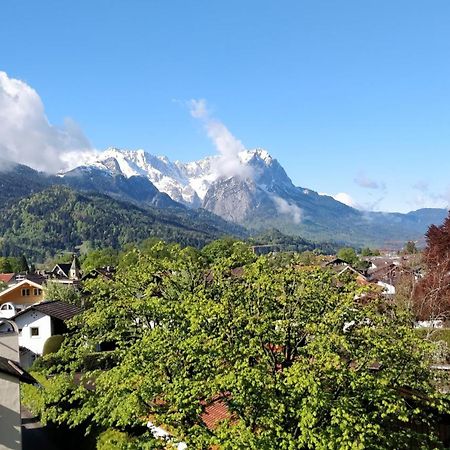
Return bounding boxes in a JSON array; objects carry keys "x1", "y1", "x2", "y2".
[
  {"x1": 0, "y1": 273, "x2": 15, "y2": 284},
  {"x1": 200, "y1": 398, "x2": 232, "y2": 430}
]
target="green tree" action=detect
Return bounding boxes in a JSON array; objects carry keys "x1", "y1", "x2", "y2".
[
  {"x1": 296, "y1": 250, "x2": 318, "y2": 266},
  {"x1": 202, "y1": 237, "x2": 256, "y2": 268},
  {"x1": 18, "y1": 254, "x2": 30, "y2": 272},
  {"x1": 0, "y1": 257, "x2": 13, "y2": 273},
  {"x1": 43, "y1": 335, "x2": 64, "y2": 355},
  {"x1": 403, "y1": 241, "x2": 418, "y2": 255},
  {"x1": 44, "y1": 282, "x2": 83, "y2": 306},
  {"x1": 361, "y1": 247, "x2": 380, "y2": 257},
  {"x1": 337, "y1": 247, "x2": 359, "y2": 265},
  {"x1": 28, "y1": 242, "x2": 447, "y2": 449},
  {"x1": 81, "y1": 248, "x2": 119, "y2": 272}
]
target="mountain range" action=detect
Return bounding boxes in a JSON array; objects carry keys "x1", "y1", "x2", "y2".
[
  {"x1": 0, "y1": 147, "x2": 447, "y2": 259},
  {"x1": 62, "y1": 148, "x2": 447, "y2": 247}
]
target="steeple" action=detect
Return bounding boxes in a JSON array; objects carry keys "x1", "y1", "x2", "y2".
[{"x1": 69, "y1": 254, "x2": 81, "y2": 280}]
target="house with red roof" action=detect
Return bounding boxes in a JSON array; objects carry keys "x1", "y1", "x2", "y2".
[{"x1": 0, "y1": 273, "x2": 16, "y2": 286}]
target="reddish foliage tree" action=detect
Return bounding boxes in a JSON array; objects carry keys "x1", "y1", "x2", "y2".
[
  {"x1": 413, "y1": 212, "x2": 450, "y2": 321},
  {"x1": 424, "y1": 215, "x2": 450, "y2": 270}
]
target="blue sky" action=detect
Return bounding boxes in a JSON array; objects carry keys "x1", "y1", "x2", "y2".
[{"x1": 1, "y1": 0, "x2": 450, "y2": 212}]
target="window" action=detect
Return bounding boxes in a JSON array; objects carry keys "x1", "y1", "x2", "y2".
[
  {"x1": 30, "y1": 327, "x2": 39, "y2": 337},
  {"x1": 21, "y1": 288, "x2": 30, "y2": 296},
  {"x1": 33, "y1": 288, "x2": 42, "y2": 296},
  {"x1": 0, "y1": 304, "x2": 12, "y2": 310}
]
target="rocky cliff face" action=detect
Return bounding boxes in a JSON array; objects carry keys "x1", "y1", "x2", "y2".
[{"x1": 203, "y1": 177, "x2": 261, "y2": 223}]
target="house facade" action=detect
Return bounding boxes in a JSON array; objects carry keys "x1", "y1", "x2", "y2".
[
  {"x1": 47, "y1": 255, "x2": 81, "y2": 285},
  {"x1": 0, "y1": 301, "x2": 82, "y2": 368},
  {"x1": 0, "y1": 280, "x2": 44, "y2": 319}
]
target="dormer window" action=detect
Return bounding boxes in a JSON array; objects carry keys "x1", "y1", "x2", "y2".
[
  {"x1": 21, "y1": 288, "x2": 30, "y2": 296},
  {"x1": 33, "y1": 288, "x2": 42, "y2": 296}
]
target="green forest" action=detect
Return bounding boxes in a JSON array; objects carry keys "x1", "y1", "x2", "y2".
[
  {"x1": 0, "y1": 186, "x2": 247, "y2": 261},
  {"x1": 0, "y1": 185, "x2": 341, "y2": 263}
]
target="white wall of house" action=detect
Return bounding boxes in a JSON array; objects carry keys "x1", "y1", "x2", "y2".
[
  {"x1": 0, "y1": 328, "x2": 21, "y2": 450},
  {"x1": 0, "y1": 372, "x2": 21, "y2": 450},
  {"x1": 377, "y1": 281, "x2": 396, "y2": 295},
  {"x1": 0, "y1": 303, "x2": 28, "y2": 320},
  {"x1": 15, "y1": 311, "x2": 53, "y2": 356}
]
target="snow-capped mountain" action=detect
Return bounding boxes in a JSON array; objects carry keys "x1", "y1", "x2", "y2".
[
  {"x1": 82, "y1": 147, "x2": 288, "y2": 208},
  {"x1": 61, "y1": 147, "x2": 448, "y2": 247}
]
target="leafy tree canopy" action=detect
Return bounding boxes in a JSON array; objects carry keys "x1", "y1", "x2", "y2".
[
  {"x1": 0, "y1": 255, "x2": 29, "y2": 273},
  {"x1": 27, "y1": 241, "x2": 448, "y2": 449},
  {"x1": 337, "y1": 247, "x2": 359, "y2": 265},
  {"x1": 44, "y1": 282, "x2": 83, "y2": 306},
  {"x1": 361, "y1": 247, "x2": 380, "y2": 257},
  {"x1": 202, "y1": 237, "x2": 256, "y2": 267},
  {"x1": 81, "y1": 248, "x2": 119, "y2": 272}
]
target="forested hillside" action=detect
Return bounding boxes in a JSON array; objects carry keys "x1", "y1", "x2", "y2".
[
  {"x1": 0, "y1": 186, "x2": 247, "y2": 261},
  {"x1": 0, "y1": 163, "x2": 54, "y2": 206}
]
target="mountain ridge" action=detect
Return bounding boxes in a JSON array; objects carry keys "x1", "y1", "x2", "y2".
[
  {"x1": 64, "y1": 147, "x2": 448, "y2": 247},
  {"x1": 1, "y1": 151, "x2": 447, "y2": 249}
]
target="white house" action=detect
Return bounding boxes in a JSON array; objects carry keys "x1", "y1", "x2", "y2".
[{"x1": 0, "y1": 301, "x2": 82, "y2": 368}]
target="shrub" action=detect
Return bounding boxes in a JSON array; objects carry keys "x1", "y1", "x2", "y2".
[{"x1": 42, "y1": 335, "x2": 64, "y2": 355}]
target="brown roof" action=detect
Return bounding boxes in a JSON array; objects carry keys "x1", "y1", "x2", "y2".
[
  {"x1": 13, "y1": 300, "x2": 82, "y2": 321},
  {"x1": 0, "y1": 273, "x2": 15, "y2": 284},
  {"x1": 81, "y1": 267, "x2": 116, "y2": 281},
  {"x1": 22, "y1": 274, "x2": 47, "y2": 285}
]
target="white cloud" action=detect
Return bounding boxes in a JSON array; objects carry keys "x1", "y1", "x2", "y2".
[
  {"x1": 410, "y1": 192, "x2": 449, "y2": 210},
  {"x1": 188, "y1": 99, "x2": 253, "y2": 179},
  {"x1": 271, "y1": 194, "x2": 302, "y2": 224},
  {"x1": 0, "y1": 71, "x2": 97, "y2": 172},
  {"x1": 412, "y1": 180, "x2": 429, "y2": 192},
  {"x1": 319, "y1": 191, "x2": 365, "y2": 209},
  {"x1": 409, "y1": 179, "x2": 449, "y2": 210},
  {"x1": 354, "y1": 171, "x2": 385, "y2": 190},
  {"x1": 333, "y1": 192, "x2": 359, "y2": 208}
]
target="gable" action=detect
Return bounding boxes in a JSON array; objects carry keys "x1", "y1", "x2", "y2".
[
  {"x1": 0, "y1": 280, "x2": 44, "y2": 305},
  {"x1": 51, "y1": 263, "x2": 71, "y2": 278}
]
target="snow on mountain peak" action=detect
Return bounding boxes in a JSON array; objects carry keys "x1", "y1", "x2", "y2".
[
  {"x1": 239, "y1": 148, "x2": 273, "y2": 165},
  {"x1": 81, "y1": 147, "x2": 281, "y2": 206}
]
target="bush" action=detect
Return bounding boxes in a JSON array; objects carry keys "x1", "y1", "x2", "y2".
[
  {"x1": 96, "y1": 430, "x2": 131, "y2": 450},
  {"x1": 21, "y1": 372, "x2": 46, "y2": 416},
  {"x1": 43, "y1": 335, "x2": 64, "y2": 355},
  {"x1": 96, "y1": 429, "x2": 163, "y2": 450}
]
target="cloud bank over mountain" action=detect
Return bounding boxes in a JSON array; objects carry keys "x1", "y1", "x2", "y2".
[
  {"x1": 188, "y1": 99, "x2": 253, "y2": 179},
  {"x1": 0, "y1": 71, "x2": 97, "y2": 172}
]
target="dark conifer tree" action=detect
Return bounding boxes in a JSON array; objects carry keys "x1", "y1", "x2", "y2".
[{"x1": 19, "y1": 254, "x2": 30, "y2": 273}]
